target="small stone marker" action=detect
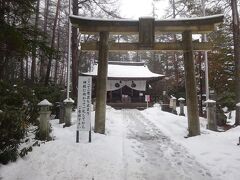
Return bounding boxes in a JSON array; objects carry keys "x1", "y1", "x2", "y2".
[
  {"x1": 236, "y1": 102, "x2": 240, "y2": 127},
  {"x1": 205, "y1": 99, "x2": 217, "y2": 131}
]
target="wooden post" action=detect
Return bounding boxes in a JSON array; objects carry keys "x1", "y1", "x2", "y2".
[
  {"x1": 94, "y1": 31, "x2": 109, "y2": 134},
  {"x1": 182, "y1": 31, "x2": 200, "y2": 137},
  {"x1": 139, "y1": 17, "x2": 154, "y2": 48},
  {"x1": 171, "y1": 97, "x2": 177, "y2": 115},
  {"x1": 110, "y1": 91, "x2": 112, "y2": 102}
]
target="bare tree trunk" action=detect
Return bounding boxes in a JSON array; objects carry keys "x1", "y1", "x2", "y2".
[
  {"x1": 231, "y1": 0, "x2": 240, "y2": 125},
  {"x1": 45, "y1": 0, "x2": 61, "y2": 85},
  {"x1": 198, "y1": 52, "x2": 203, "y2": 116},
  {"x1": 40, "y1": 0, "x2": 50, "y2": 82},
  {"x1": 60, "y1": 59, "x2": 65, "y2": 85},
  {"x1": 26, "y1": 57, "x2": 29, "y2": 81},
  {"x1": 11, "y1": 60, "x2": 16, "y2": 81},
  {"x1": 0, "y1": 0, "x2": 6, "y2": 80},
  {"x1": 0, "y1": 0, "x2": 5, "y2": 22},
  {"x1": 172, "y1": 0, "x2": 179, "y2": 86},
  {"x1": 0, "y1": 57, "x2": 6, "y2": 80},
  {"x1": 71, "y1": 0, "x2": 79, "y2": 98},
  {"x1": 31, "y1": 0, "x2": 40, "y2": 83},
  {"x1": 20, "y1": 58, "x2": 24, "y2": 81},
  {"x1": 54, "y1": 18, "x2": 61, "y2": 84}
]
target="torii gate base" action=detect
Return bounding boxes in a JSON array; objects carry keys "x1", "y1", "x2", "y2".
[{"x1": 70, "y1": 14, "x2": 224, "y2": 137}]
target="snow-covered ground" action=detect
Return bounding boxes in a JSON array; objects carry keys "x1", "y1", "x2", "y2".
[{"x1": 1, "y1": 105, "x2": 240, "y2": 180}]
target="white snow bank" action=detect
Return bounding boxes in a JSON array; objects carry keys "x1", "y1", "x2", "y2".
[
  {"x1": 0, "y1": 109, "x2": 125, "y2": 180},
  {"x1": 1, "y1": 105, "x2": 240, "y2": 180},
  {"x1": 141, "y1": 106, "x2": 240, "y2": 180}
]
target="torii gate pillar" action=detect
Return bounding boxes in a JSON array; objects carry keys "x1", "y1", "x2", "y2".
[
  {"x1": 182, "y1": 31, "x2": 200, "y2": 136},
  {"x1": 94, "y1": 31, "x2": 109, "y2": 134}
]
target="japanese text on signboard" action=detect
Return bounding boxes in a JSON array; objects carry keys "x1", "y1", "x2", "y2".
[{"x1": 77, "y1": 76, "x2": 92, "y2": 131}]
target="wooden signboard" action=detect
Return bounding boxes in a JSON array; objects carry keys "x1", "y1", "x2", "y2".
[{"x1": 76, "y1": 76, "x2": 92, "y2": 142}]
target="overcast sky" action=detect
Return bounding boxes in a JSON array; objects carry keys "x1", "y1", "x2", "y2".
[{"x1": 119, "y1": 0, "x2": 169, "y2": 19}]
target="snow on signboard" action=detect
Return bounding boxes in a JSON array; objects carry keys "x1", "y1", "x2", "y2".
[{"x1": 77, "y1": 76, "x2": 92, "y2": 131}]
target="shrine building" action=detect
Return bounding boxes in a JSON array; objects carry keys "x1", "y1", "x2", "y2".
[{"x1": 82, "y1": 61, "x2": 165, "y2": 109}]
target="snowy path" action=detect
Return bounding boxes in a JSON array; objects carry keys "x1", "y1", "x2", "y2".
[
  {"x1": 122, "y1": 109, "x2": 215, "y2": 180},
  {"x1": 2, "y1": 107, "x2": 238, "y2": 180}
]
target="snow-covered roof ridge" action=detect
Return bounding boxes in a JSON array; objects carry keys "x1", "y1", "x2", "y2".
[
  {"x1": 236, "y1": 102, "x2": 240, "y2": 107},
  {"x1": 171, "y1": 96, "x2": 177, "y2": 100},
  {"x1": 82, "y1": 62, "x2": 164, "y2": 79},
  {"x1": 64, "y1": 98, "x2": 74, "y2": 103},
  {"x1": 108, "y1": 61, "x2": 145, "y2": 66},
  {"x1": 70, "y1": 14, "x2": 224, "y2": 22},
  {"x1": 70, "y1": 14, "x2": 137, "y2": 22},
  {"x1": 205, "y1": 99, "x2": 216, "y2": 103},
  {"x1": 37, "y1": 99, "x2": 53, "y2": 106},
  {"x1": 178, "y1": 97, "x2": 185, "y2": 101}
]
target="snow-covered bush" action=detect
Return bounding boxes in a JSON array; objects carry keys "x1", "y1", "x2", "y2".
[
  {"x1": 0, "y1": 109, "x2": 26, "y2": 164},
  {"x1": 0, "y1": 81, "x2": 65, "y2": 164}
]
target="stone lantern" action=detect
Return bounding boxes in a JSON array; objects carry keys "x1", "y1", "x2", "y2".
[
  {"x1": 178, "y1": 97, "x2": 185, "y2": 116},
  {"x1": 37, "y1": 99, "x2": 52, "y2": 140}
]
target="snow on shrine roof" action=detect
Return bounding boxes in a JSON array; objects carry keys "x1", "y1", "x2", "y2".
[{"x1": 82, "y1": 62, "x2": 165, "y2": 80}]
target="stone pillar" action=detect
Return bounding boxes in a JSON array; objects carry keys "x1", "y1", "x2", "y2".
[
  {"x1": 182, "y1": 31, "x2": 200, "y2": 137},
  {"x1": 206, "y1": 100, "x2": 217, "y2": 131},
  {"x1": 236, "y1": 103, "x2": 240, "y2": 125},
  {"x1": 38, "y1": 99, "x2": 52, "y2": 140},
  {"x1": 63, "y1": 98, "x2": 74, "y2": 127},
  {"x1": 55, "y1": 102, "x2": 60, "y2": 119},
  {"x1": 161, "y1": 91, "x2": 169, "y2": 112},
  {"x1": 178, "y1": 97, "x2": 185, "y2": 116},
  {"x1": 95, "y1": 31, "x2": 109, "y2": 134},
  {"x1": 59, "y1": 102, "x2": 65, "y2": 124},
  {"x1": 171, "y1": 97, "x2": 177, "y2": 115}
]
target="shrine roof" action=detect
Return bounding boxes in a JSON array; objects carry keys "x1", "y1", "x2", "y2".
[{"x1": 82, "y1": 61, "x2": 165, "y2": 80}]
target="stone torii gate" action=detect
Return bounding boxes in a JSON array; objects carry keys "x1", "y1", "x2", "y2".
[{"x1": 70, "y1": 14, "x2": 224, "y2": 137}]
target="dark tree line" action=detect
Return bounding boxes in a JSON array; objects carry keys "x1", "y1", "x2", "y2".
[{"x1": 0, "y1": 0, "x2": 240, "y2": 123}]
